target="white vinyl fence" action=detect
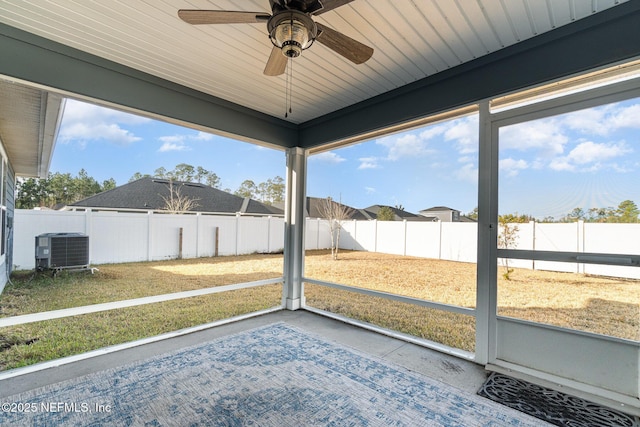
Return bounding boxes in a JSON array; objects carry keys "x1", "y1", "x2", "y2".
[
  {"x1": 12, "y1": 210, "x2": 640, "y2": 279},
  {"x1": 14, "y1": 210, "x2": 286, "y2": 269}
]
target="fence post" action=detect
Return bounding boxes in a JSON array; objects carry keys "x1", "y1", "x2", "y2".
[
  {"x1": 267, "y1": 216, "x2": 271, "y2": 253},
  {"x1": 374, "y1": 219, "x2": 378, "y2": 252},
  {"x1": 178, "y1": 227, "x2": 183, "y2": 259},
  {"x1": 85, "y1": 209, "x2": 92, "y2": 263},
  {"x1": 578, "y1": 220, "x2": 585, "y2": 274},
  {"x1": 195, "y1": 213, "x2": 201, "y2": 258},
  {"x1": 438, "y1": 220, "x2": 443, "y2": 260},
  {"x1": 147, "y1": 211, "x2": 153, "y2": 261},
  {"x1": 353, "y1": 219, "x2": 357, "y2": 250},
  {"x1": 214, "y1": 226, "x2": 219, "y2": 257},
  {"x1": 403, "y1": 219, "x2": 407, "y2": 256},
  {"x1": 235, "y1": 213, "x2": 240, "y2": 256}
]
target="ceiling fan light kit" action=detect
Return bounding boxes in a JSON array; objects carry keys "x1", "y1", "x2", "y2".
[{"x1": 268, "y1": 11, "x2": 317, "y2": 58}]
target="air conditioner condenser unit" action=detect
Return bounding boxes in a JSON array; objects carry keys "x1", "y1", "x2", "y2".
[{"x1": 35, "y1": 232, "x2": 90, "y2": 271}]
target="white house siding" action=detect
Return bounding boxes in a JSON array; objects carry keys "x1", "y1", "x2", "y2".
[{"x1": 0, "y1": 162, "x2": 15, "y2": 294}]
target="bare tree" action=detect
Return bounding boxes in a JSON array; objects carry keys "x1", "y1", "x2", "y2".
[
  {"x1": 318, "y1": 197, "x2": 354, "y2": 260},
  {"x1": 161, "y1": 181, "x2": 199, "y2": 213},
  {"x1": 497, "y1": 217, "x2": 519, "y2": 280}
]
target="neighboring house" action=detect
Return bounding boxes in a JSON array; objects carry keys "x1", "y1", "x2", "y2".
[
  {"x1": 303, "y1": 199, "x2": 431, "y2": 222},
  {"x1": 418, "y1": 206, "x2": 476, "y2": 222},
  {"x1": 0, "y1": 81, "x2": 64, "y2": 293},
  {"x1": 361, "y1": 205, "x2": 433, "y2": 222},
  {"x1": 304, "y1": 197, "x2": 369, "y2": 220},
  {"x1": 66, "y1": 178, "x2": 283, "y2": 216}
]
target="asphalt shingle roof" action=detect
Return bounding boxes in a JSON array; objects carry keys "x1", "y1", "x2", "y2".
[{"x1": 70, "y1": 178, "x2": 283, "y2": 215}]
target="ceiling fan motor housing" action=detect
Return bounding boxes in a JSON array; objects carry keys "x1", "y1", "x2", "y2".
[{"x1": 268, "y1": 10, "x2": 317, "y2": 58}]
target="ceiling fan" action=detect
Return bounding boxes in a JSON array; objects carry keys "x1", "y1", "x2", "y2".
[{"x1": 178, "y1": 0, "x2": 374, "y2": 76}]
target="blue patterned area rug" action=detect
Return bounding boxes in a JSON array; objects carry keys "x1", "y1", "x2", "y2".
[{"x1": 1, "y1": 322, "x2": 551, "y2": 426}]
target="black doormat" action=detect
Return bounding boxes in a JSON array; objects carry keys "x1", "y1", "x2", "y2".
[{"x1": 478, "y1": 372, "x2": 639, "y2": 427}]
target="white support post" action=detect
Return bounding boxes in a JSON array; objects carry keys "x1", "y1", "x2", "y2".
[
  {"x1": 475, "y1": 100, "x2": 499, "y2": 365},
  {"x1": 283, "y1": 147, "x2": 307, "y2": 310}
]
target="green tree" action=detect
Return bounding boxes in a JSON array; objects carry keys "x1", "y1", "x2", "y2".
[
  {"x1": 613, "y1": 200, "x2": 639, "y2": 223},
  {"x1": 256, "y1": 176, "x2": 285, "y2": 205},
  {"x1": 235, "y1": 180, "x2": 257, "y2": 198},
  {"x1": 377, "y1": 206, "x2": 395, "y2": 221},
  {"x1": 205, "y1": 173, "x2": 221, "y2": 188},
  {"x1": 563, "y1": 207, "x2": 586, "y2": 222},
  {"x1": 102, "y1": 178, "x2": 117, "y2": 192},
  {"x1": 16, "y1": 170, "x2": 116, "y2": 209},
  {"x1": 16, "y1": 177, "x2": 48, "y2": 209},
  {"x1": 170, "y1": 163, "x2": 196, "y2": 182},
  {"x1": 588, "y1": 207, "x2": 614, "y2": 223},
  {"x1": 499, "y1": 213, "x2": 532, "y2": 223},
  {"x1": 129, "y1": 172, "x2": 151, "y2": 182},
  {"x1": 132, "y1": 164, "x2": 221, "y2": 188},
  {"x1": 153, "y1": 167, "x2": 168, "y2": 179},
  {"x1": 467, "y1": 207, "x2": 478, "y2": 221}
]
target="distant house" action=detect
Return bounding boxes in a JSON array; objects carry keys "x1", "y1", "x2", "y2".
[
  {"x1": 303, "y1": 197, "x2": 369, "y2": 220},
  {"x1": 361, "y1": 205, "x2": 433, "y2": 222},
  {"x1": 303, "y1": 198, "x2": 431, "y2": 222},
  {"x1": 66, "y1": 178, "x2": 283, "y2": 216},
  {"x1": 418, "y1": 206, "x2": 476, "y2": 222}
]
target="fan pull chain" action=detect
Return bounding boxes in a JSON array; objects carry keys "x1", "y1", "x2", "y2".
[{"x1": 285, "y1": 56, "x2": 293, "y2": 118}]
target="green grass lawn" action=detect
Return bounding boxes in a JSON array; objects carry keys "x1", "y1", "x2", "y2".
[{"x1": 1, "y1": 250, "x2": 637, "y2": 371}]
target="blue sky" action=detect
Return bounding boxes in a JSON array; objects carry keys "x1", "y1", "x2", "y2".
[{"x1": 51, "y1": 96, "x2": 640, "y2": 219}]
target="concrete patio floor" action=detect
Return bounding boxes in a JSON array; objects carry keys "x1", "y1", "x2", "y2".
[{"x1": 0, "y1": 309, "x2": 489, "y2": 399}]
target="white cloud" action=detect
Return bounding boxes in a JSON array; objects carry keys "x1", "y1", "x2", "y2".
[
  {"x1": 192, "y1": 131, "x2": 213, "y2": 141},
  {"x1": 500, "y1": 118, "x2": 568, "y2": 157},
  {"x1": 418, "y1": 124, "x2": 448, "y2": 140},
  {"x1": 444, "y1": 115, "x2": 479, "y2": 154},
  {"x1": 548, "y1": 141, "x2": 631, "y2": 172},
  {"x1": 566, "y1": 140, "x2": 630, "y2": 164},
  {"x1": 376, "y1": 133, "x2": 431, "y2": 160},
  {"x1": 458, "y1": 155, "x2": 475, "y2": 163},
  {"x1": 358, "y1": 157, "x2": 380, "y2": 169},
  {"x1": 499, "y1": 158, "x2": 529, "y2": 176},
  {"x1": 58, "y1": 99, "x2": 149, "y2": 146},
  {"x1": 365, "y1": 186, "x2": 376, "y2": 194},
  {"x1": 156, "y1": 131, "x2": 216, "y2": 153},
  {"x1": 455, "y1": 163, "x2": 478, "y2": 182},
  {"x1": 159, "y1": 135, "x2": 185, "y2": 144},
  {"x1": 59, "y1": 122, "x2": 142, "y2": 146},
  {"x1": 311, "y1": 151, "x2": 346, "y2": 164},
  {"x1": 548, "y1": 158, "x2": 575, "y2": 172},
  {"x1": 562, "y1": 107, "x2": 611, "y2": 136},
  {"x1": 158, "y1": 142, "x2": 190, "y2": 152},
  {"x1": 563, "y1": 103, "x2": 640, "y2": 135}
]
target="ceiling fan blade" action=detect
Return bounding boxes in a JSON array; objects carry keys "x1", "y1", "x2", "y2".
[
  {"x1": 264, "y1": 46, "x2": 288, "y2": 76},
  {"x1": 315, "y1": 23, "x2": 373, "y2": 64},
  {"x1": 178, "y1": 10, "x2": 270, "y2": 25},
  {"x1": 313, "y1": 0, "x2": 355, "y2": 15}
]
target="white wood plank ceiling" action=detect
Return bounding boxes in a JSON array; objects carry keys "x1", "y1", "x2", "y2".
[{"x1": 0, "y1": 0, "x2": 629, "y2": 124}]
